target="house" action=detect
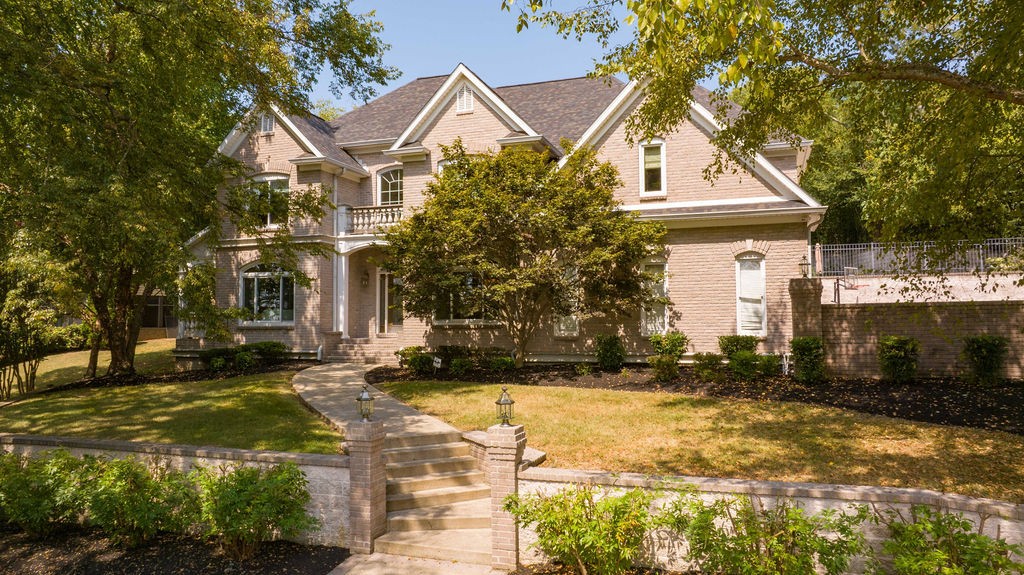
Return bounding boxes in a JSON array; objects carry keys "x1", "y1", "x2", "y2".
[{"x1": 176, "y1": 64, "x2": 825, "y2": 367}]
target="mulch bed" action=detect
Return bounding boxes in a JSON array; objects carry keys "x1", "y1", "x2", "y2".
[
  {"x1": 513, "y1": 565, "x2": 685, "y2": 575},
  {"x1": 41, "y1": 361, "x2": 318, "y2": 394},
  {"x1": 0, "y1": 527, "x2": 348, "y2": 575},
  {"x1": 367, "y1": 364, "x2": 1024, "y2": 436}
]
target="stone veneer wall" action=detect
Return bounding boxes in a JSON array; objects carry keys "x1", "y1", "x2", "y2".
[
  {"x1": 0, "y1": 434, "x2": 350, "y2": 547},
  {"x1": 518, "y1": 466, "x2": 1024, "y2": 574}
]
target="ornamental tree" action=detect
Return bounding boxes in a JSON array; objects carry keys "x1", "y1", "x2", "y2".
[{"x1": 382, "y1": 141, "x2": 666, "y2": 368}]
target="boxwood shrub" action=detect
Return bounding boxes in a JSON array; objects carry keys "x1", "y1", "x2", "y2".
[
  {"x1": 961, "y1": 335, "x2": 1009, "y2": 386},
  {"x1": 878, "y1": 335, "x2": 920, "y2": 384}
]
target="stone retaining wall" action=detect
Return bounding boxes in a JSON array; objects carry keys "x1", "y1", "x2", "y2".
[
  {"x1": 0, "y1": 434, "x2": 351, "y2": 547},
  {"x1": 518, "y1": 466, "x2": 1024, "y2": 574}
]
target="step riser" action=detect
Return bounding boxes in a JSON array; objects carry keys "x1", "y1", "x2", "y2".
[
  {"x1": 373, "y1": 540, "x2": 491, "y2": 565},
  {"x1": 387, "y1": 458, "x2": 479, "y2": 478},
  {"x1": 384, "y1": 432, "x2": 465, "y2": 449},
  {"x1": 384, "y1": 443, "x2": 470, "y2": 464},
  {"x1": 387, "y1": 486, "x2": 490, "y2": 511},
  {"x1": 388, "y1": 515, "x2": 491, "y2": 531},
  {"x1": 387, "y1": 472, "x2": 486, "y2": 495}
]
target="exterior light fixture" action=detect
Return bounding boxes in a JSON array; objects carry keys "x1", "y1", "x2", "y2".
[
  {"x1": 495, "y1": 386, "x2": 514, "y2": 426},
  {"x1": 356, "y1": 385, "x2": 374, "y2": 422},
  {"x1": 798, "y1": 255, "x2": 810, "y2": 278},
  {"x1": 361, "y1": 270, "x2": 370, "y2": 287}
]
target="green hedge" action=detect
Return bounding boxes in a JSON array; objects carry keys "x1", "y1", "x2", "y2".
[{"x1": 199, "y1": 342, "x2": 290, "y2": 371}]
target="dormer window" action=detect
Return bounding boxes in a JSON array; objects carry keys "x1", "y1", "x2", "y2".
[
  {"x1": 640, "y1": 139, "x2": 666, "y2": 197},
  {"x1": 259, "y1": 114, "x2": 275, "y2": 134},
  {"x1": 456, "y1": 85, "x2": 474, "y2": 113}
]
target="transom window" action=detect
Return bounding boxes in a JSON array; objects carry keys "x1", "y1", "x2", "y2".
[
  {"x1": 435, "y1": 274, "x2": 486, "y2": 322},
  {"x1": 640, "y1": 140, "x2": 666, "y2": 196},
  {"x1": 456, "y1": 85, "x2": 474, "y2": 113},
  {"x1": 259, "y1": 113, "x2": 275, "y2": 134},
  {"x1": 736, "y1": 254, "x2": 766, "y2": 336},
  {"x1": 378, "y1": 168, "x2": 403, "y2": 206},
  {"x1": 253, "y1": 176, "x2": 289, "y2": 227},
  {"x1": 640, "y1": 262, "x2": 668, "y2": 336},
  {"x1": 241, "y1": 264, "x2": 294, "y2": 322}
]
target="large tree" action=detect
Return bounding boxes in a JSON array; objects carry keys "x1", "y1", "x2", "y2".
[
  {"x1": 382, "y1": 142, "x2": 666, "y2": 367},
  {"x1": 0, "y1": 0, "x2": 397, "y2": 374},
  {"x1": 506, "y1": 0, "x2": 1024, "y2": 243}
]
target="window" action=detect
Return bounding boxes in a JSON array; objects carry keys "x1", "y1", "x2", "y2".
[
  {"x1": 241, "y1": 264, "x2": 294, "y2": 322},
  {"x1": 456, "y1": 85, "x2": 474, "y2": 113},
  {"x1": 736, "y1": 254, "x2": 766, "y2": 335},
  {"x1": 640, "y1": 262, "x2": 668, "y2": 336},
  {"x1": 378, "y1": 168, "x2": 403, "y2": 206},
  {"x1": 259, "y1": 114, "x2": 275, "y2": 134},
  {"x1": 554, "y1": 266, "x2": 580, "y2": 338},
  {"x1": 640, "y1": 140, "x2": 666, "y2": 196},
  {"x1": 435, "y1": 274, "x2": 486, "y2": 322},
  {"x1": 377, "y1": 272, "x2": 404, "y2": 334},
  {"x1": 253, "y1": 176, "x2": 289, "y2": 227}
]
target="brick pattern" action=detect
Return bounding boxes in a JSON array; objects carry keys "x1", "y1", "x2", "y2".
[
  {"x1": 486, "y1": 424, "x2": 527, "y2": 571},
  {"x1": 789, "y1": 278, "x2": 824, "y2": 338},
  {"x1": 346, "y1": 421, "x2": 387, "y2": 554}
]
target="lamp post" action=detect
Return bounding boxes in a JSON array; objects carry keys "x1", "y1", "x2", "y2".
[
  {"x1": 356, "y1": 385, "x2": 374, "y2": 422},
  {"x1": 495, "y1": 386, "x2": 514, "y2": 427},
  {"x1": 798, "y1": 255, "x2": 811, "y2": 278}
]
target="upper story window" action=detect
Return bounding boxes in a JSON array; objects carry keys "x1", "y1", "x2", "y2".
[
  {"x1": 378, "y1": 168, "x2": 403, "y2": 206},
  {"x1": 253, "y1": 175, "x2": 289, "y2": 228},
  {"x1": 736, "y1": 253, "x2": 766, "y2": 336},
  {"x1": 456, "y1": 85, "x2": 474, "y2": 113},
  {"x1": 241, "y1": 264, "x2": 294, "y2": 323},
  {"x1": 640, "y1": 139, "x2": 666, "y2": 197},
  {"x1": 259, "y1": 113, "x2": 275, "y2": 134}
]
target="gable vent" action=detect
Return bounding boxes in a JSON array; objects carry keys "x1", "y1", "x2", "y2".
[{"x1": 456, "y1": 85, "x2": 474, "y2": 113}]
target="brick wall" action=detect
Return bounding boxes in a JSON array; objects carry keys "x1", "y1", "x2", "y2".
[{"x1": 0, "y1": 434, "x2": 350, "y2": 547}]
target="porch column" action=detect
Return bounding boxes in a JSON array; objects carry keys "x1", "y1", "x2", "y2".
[{"x1": 337, "y1": 252, "x2": 349, "y2": 336}]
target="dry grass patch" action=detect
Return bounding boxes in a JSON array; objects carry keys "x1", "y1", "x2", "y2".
[{"x1": 379, "y1": 381, "x2": 1024, "y2": 503}]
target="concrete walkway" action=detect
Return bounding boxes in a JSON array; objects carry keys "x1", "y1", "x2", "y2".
[{"x1": 330, "y1": 553, "x2": 505, "y2": 575}]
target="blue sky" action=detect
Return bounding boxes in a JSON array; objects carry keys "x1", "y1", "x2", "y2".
[{"x1": 313, "y1": 1, "x2": 634, "y2": 108}]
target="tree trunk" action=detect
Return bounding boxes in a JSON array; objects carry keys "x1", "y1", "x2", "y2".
[
  {"x1": 86, "y1": 321, "x2": 101, "y2": 379},
  {"x1": 94, "y1": 266, "x2": 142, "y2": 376}
]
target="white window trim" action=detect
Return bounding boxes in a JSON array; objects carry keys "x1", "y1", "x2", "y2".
[
  {"x1": 456, "y1": 84, "x2": 474, "y2": 113},
  {"x1": 735, "y1": 254, "x2": 767, "y2": 336},
  {"x1": 239, "y1": 264, "x2": 295, "y2": 325},
  {"x1": 377, "y1": 167, "x2": 403, "y2": 207},
  {"x1": 639, "y1": 139, "x2": 667, "y2": 198},
  {"x1": 640, "y1": 260, "x2": 669, "y2": 336},
  {"x1": 376, "y1": 271, "x2": 404, "y2": 335},
  {"x1": 252, "y1": 174, "x2": 289, "y2": 230},
  {"x1": 259, "y1": 114, "x2": 275, "y2": 134}
]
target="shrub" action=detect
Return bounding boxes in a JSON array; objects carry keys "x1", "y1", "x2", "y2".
[
  {"x1": 594, "y1": 334, "x2": 626, "y2": 371},
  {"x1": 757, "y1": 353, "x2": 782, "y2": 377},
  {"x1": 505, "y1": 484, "x2": 655, "y2": 575},
  {"x1": 449, "y1": 357, "x2": 473, "y2": 377},
  {"x1": 574, "y1": 362, "x2": 593, "y2": 376},
  {"x1": 488, "y1": 356, "x2": 516, "y2": 372},
  {"x1": 647, "y1": 354, "x2": 679, "y2": 382},
  {"x1": 791, "y1": 336, "x2": 827, "y2": 384},
  {"x1": 198, "y1": 342, "x2": 290, "y2": 370},
  {"x1": 659, "y1": 494, "x2": 867, "y2": 575},
  {"x1": 728, "y1": 350, "x2": 760, "y2": 381},
  {"x1": 869, "y1": 505, "x2": 1024, "y2": 575},
  {"x1": 395, "y1": 346, "x2": 425, "y2": 367},
  {"x1": 718, "y1": 335, "x2": 761, "y2": 358},
  {"x1": 407, "y1": 353, "x2": 435, "y2": 376},
  {"x1": 650, "y1": 331, "x2": 690, "y2": 361},
  {"x1": 435, "y1": 345, "x2": 470, "y2": 365},
  {"x1": 209, "y1": 356, "x2": 228, "y2": 371},
  {"x1": 878, "y1": 335, "x2": 920, "y2": 384},
  {"x1": 0, "y1": 449, "x2": 91, "y2": 535},
  {"x1": 961, "y1": 335, "x2": 1009, "y2": 386},
  {"x1": 193, "y1": 463, "x2": 318, "y2": 561},
  {"x1": 46, "y1": 323, "x2": 94, "y2": 353},
  {"x1": 693, "y1": 352, "x2": 725, "y2": 382},
  {"x1": 233, "y1": 350, "x2": 257, "y2": 371},
  {"x1": 87, "y1": 457, "x2": 198, "y2": 547},
  {"x1": 242, "y1": 341, "x2": 289, "y2": 364}
]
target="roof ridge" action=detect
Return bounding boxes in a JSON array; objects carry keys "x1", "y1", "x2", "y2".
[{"x1": 496, "y1": 75, "x2": 622, "y2": 89}]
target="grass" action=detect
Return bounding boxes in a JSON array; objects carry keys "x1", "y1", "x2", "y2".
[
  {"x1": 35, "y1": 338, "x2": 179, "y2": 389},
  {"x1": 380, "y1": 380, "x2": 1024, "y2": 503}
]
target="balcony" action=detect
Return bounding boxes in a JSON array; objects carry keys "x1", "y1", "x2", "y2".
[{"x1": 338, "y1": 205, "x2": 403, "y2": 236}]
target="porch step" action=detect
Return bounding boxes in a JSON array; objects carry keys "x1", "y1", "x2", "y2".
[
  {"x1": 386, "y1": 455, "x2": 479, "y2": 479},
  {"x1": 384, "y1": 442, "x2": 469, "y2": 464},
  {"x1": 387, "y1": 469, "x2": 487, "y2": 495},
  {"x1": 325, "y1": 354, "x2": 387, "y2": 365},
  {"x1": 387, "y1": 499, "x2": 491, "y2": 531},
  {"x1": 373, "y1": 529, "x2": 491, "y2": 565},
  {"x1": 387, "y1": 484, "x2": 491, "y2": 512},
  {"x1": 385, "y1": 431, "x2": 465, "y2": 450}
]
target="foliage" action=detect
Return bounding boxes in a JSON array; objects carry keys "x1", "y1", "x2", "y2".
[
  {"x1": 574, "y1": 363, "x2": 593, "y2": 376},
  {"x1": 233, "y1": 351, "x2": 257, "y2": 371},
  {"x1": 193, "y1": 463, "x2": 318, "y2": 561},
  {"x1": 395, "y1": 346, "x2": 425, "y2": 368},
  {"x1": 728, "y1": 350, "x2": 760, "y2": 381},
  {"x1": 718, "y1": 335, "x2": 761, "y2": 358},
  {"x1": 87, "y1": 457, "x2": 199, "y2": 547},
  {"x1": 382, "y1": 141, "x2": 665, "y2": 368},
  {"x1": 961, "y1": 335, "x2": 1010, "y2": 386},
  {"x1": 0, "y1": 0, "x2": 396, "y2": 375},
  {"x1": 594, "y1": 334, "x2": 627, "y2": 372},
  {"x1": 692, "y1": 352, "x2": 726, "y2": 383},
  {"x1": 659, "y1": 493, "x2": 867, "y2": 575},
  {"x1": 407, "y1": 353, "x2": 436, "y2": 376},
  {"x1": 790, "y1": 337, "x2": 826, "y2": 384},
  {"x1": 505, "y1": 484, "x2": 655, "y2": 575},
  {"x1": 649, "y1": 331, "x2": 689, "y2": 361},
  {"x1": 869, "y1": 505, "x2": 1024, "y2": 575},
  {"x1": 505, "y1": 0, "x2": 1024, "y2": 244},
  {"x1": 647, "y1": 354, "x2": 679, "y2": 382},
  {"x1": 757, "y1": 354, "x2": 782, "y2": 377},
  {"x1": 449, "y1": 357, "x2": 473, "y2": 377},
  {"x1": 0, "y1": 450, "x2": 91, "y2": 535},
  {"x1": 198, "y1": 342, "x2": 290, "y2": 371},
  {"x1": 878, "y1": 336, "x2": 920, "y2": 384},
  {"x1": 488, "y1": 356, "x2": 516, "y2": 372}
]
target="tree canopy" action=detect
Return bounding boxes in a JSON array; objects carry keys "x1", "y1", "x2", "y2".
[
  {"x1": 381, "y1": 142, "x2": 666, "y2": 367},
  {"x1": 0, "y1": 0, "x2": 397, "y2": 374},
  {"x1": 506, "y1": 0, "x2": 1024, "y2": 243}
]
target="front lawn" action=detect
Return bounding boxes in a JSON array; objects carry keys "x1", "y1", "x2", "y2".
[
  {"x1": 0, "y1": 371, "x2": 342, "y2": 454},
  {"x1": 35, "y1": 338, "x2": 178, "y2": 389},
  {"x1": 380, "y1": 380, "x2": 1024, "y2": 503}
]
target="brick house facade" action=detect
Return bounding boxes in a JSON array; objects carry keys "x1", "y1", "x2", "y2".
[{"x1": 178, "y1": 64, "x2": 825, "y2": 365}]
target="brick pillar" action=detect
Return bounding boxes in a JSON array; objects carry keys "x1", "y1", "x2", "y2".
[
  {"x1": 789, "y1": 278, "x2": 824, "y2": 338},
  {"x1": 487, "y1": 423, "x2": 526, "y2": 571},
  {"x1": 347, "y1": 420, "x2": 386, "y2": 554}
]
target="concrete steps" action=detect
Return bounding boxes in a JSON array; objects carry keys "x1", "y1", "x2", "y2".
[
  {"x1": 387, "y1": 469, "x2": 487, "y2": 495},
  {"x1": 384, "y1": 441, "x2": 469, "y2": 464},
  {"x1": 387, "y1": 499, "x2": 491, "y2": 531},
  {"x1": 386, "y1": 456, "x2": 480, "y2": 479},
  {"x1": 325, "y1": 337, "x2": 400, "y2": 365},
  {"x1": 387, "y1": 484, "x2": 491, "y2": 511},
  {"x1": 374, "y1": 529, "x2": 491, "y2": 565}
]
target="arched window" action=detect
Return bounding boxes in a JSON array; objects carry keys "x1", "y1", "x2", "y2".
[
  {"x1": 378, "y1": 168, "x2": 403, "y2": 206},
  {"x1": 736, "y1": 253, "x2": 766, "y2": 335},
  {"x1": 241, "y1": 264, "x2": 294, "y2": 322}
]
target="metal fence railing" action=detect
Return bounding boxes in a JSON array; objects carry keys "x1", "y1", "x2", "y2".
[{"x1": 813, "y1": 237, "x2": 1024, "y2": 277}]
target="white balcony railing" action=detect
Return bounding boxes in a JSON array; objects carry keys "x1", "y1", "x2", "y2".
[{"x1": 337, "y1": 205, "x2": 403, "y2": 236}]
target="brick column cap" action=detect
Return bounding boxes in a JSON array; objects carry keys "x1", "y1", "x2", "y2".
[{"x1": 346, "y1": 420, "x2": 385, "y2": 442}]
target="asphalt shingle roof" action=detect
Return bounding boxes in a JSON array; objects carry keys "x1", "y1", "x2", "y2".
[
  {"x1": 288, "y1": 114, "x2": 364, "y2": 173},
  {"x1": 330, "y1": 75, "x2": 448, "y2": 144}
]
